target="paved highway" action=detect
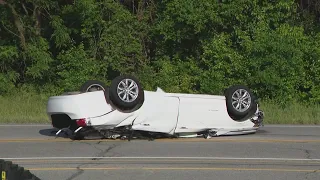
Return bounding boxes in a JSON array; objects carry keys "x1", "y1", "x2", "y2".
[{"x1": 0, "y1": 124, "x2": 319, "y2": 180}]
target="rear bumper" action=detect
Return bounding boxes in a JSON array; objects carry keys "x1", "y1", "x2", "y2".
[{"x1": 47, "y1": 91, "x2": 113, "y2": 120}]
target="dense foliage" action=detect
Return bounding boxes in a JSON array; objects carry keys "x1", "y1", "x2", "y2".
[{"x1": 1, "y1": 0, "x2": 320, "y2": 104}]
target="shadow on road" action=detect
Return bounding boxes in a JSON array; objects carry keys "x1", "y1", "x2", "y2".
[
  {"x1": 255, "y1": 129, "x2": 268, "y2": 134},
  {"x1": 39, "y1": 128, "x2": 70, "y2": 138}
]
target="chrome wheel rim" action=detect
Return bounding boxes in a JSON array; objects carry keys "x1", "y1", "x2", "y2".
[
  {"x1": 86, "y1": 84, "x2": 105, "y2": 92},
  {"x1": 231, "y1": 89, "x2": 251, "y2": 112},
  {"x1": 117, "y1": 79, "x2": 139, "y2": 103}
]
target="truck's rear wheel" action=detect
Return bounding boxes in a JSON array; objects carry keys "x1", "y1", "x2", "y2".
[
  {"x1": 225, "y1": 85, "x2": 256, "y2": 121},
  {"x1": 109, "y1": 75, "x2": 144, "y2": 111}
]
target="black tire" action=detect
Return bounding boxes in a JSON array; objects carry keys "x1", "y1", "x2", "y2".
[
  {"x1": 228, "y1": 102, "x2": 258, "y2": 121},
  {"x1": 109, "y1": 75, "x2": 144, "y2": 110},
  {"x1": 0, "y1": 159, "x2": 41, "y2": 180},
  {"x1": 225, "y1": 85, "x2": 256, "y2": 119},
  {"x1": 80, "y1": 80, "x2": 107, "y2": 92}
]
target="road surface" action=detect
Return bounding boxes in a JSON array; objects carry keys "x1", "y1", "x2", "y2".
[{"x1": 0, "y1": 124, "x2": 319, "y2": 180}]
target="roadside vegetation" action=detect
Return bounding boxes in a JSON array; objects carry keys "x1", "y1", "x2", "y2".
[
  {"x1": 0, "y1": 0, "x2": 320, "y2": 124},
  {"x1": 259, "y1": 101, "x2": 320, "y2": 125},
  {"x1": 0, "y1": 91, "x2": 48, "y2": 123}
]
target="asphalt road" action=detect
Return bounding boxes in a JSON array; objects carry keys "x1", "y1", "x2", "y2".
[{"x1": 0, "y1": 124, "x2": 319, "y2": 180}]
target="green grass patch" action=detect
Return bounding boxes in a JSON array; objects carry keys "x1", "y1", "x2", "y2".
[
  {"x1": 0, "y1": 92, "x2": 319, "y2": 124},
  {"x1": 259, "y1": 100, "x2": 320, "y2": 125},
  {"x1": 0, "y1": 93, "x2": 49, "y2": 123}
]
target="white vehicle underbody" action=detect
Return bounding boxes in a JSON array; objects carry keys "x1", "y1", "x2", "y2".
[{"x1": 47, "y1": 84, "x2": 264, "y2": 140}]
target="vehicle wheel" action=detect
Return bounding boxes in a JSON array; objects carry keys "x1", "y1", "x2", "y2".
[
  {"x1": 80, "y1": 80, "x2": 107, "y2": 92},
  {"x1": 225, "y1": 85, "x2": 255, "y2": 119},
  {"x1": 0, "y1": 160, "x2": 41, "y2": 180},
  {"x1": 109, "y1": 75, "x2": 144, "y2": 111}
]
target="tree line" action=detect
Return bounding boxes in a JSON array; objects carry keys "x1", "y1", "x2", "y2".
[{"x1": 0, "y1": 0, "x2": 320, "y2": 104}]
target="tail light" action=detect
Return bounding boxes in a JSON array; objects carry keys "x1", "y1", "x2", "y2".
[{"x1": 76, "y1": 118, "x2": 87, "y2": 127}]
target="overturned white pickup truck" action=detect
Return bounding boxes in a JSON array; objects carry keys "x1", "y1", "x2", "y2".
[{"x1": 46, "y1": 75, "x2": 264, "y2": 140}]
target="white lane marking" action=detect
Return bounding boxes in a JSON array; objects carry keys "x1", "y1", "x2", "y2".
[{"x1": 1, "y1": 157, "x2": 320, "y2": 161}]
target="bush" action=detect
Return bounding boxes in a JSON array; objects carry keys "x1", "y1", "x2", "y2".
[{"x1": 1, "y1": 0, "x2": 320, "y2": 104}]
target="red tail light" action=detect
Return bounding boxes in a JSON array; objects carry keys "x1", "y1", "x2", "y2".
[{"x1": 76, "y1": 118, "x2": 87, "y2": 127}]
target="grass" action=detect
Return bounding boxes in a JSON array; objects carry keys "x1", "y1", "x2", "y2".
[
  {"x1": 259, "y1": 100, "x2": 320, "y2": 125},
  {"x1": 0, "y1": 93, "x2": 49, "y2": 124},
  {"x1": 0, "y1": 93, "x2": 319, "y2": 124}
]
